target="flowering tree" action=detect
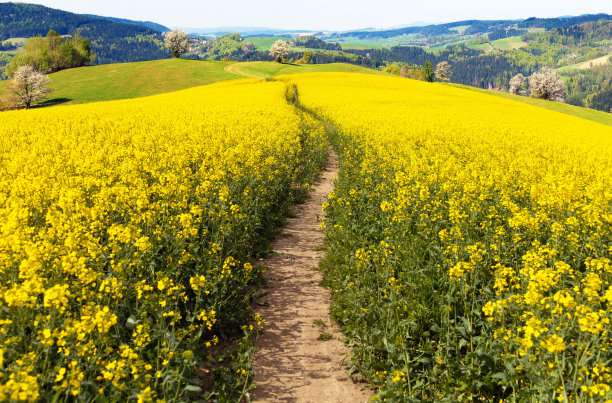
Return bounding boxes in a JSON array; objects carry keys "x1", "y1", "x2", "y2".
[
  {"x1": 270, "y1": 40, "x2": 289, "y2": 63},
  {"x1": 509, "y1": 73, "x2": 526, "y2": 95},
  {"x1": 164, "y1": 29, "x2": 190, "y2": 58},
  {"x1": 528, "y1": 67, "x2": 566, "y2": 102},
  {"x1": 6, "y1": 65, "x2": 51, "y2": 109},
  {"x1": 435, "y1": 61, "x2": 451, "y2": 82}
]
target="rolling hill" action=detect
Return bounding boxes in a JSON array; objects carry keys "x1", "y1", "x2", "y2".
[
  {"x1": 1, "y1": 59, "x2": 609, "y2": 128},
  {"x1": 0, "y1": 59, "x2": 237, "y2": 105},
  {"x1": 225, "y1": 61, "x2": 389, "y2": 79},
  {"x1": 0, "y1": 60, "x2": 387, "y2": 105}
]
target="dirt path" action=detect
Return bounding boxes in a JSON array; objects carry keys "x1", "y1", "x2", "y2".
[
  {"x1": 251, "y1": 151, "x2": 371, "y2": 402},
  {"x1": 224, "y1": 63, "x2": 266, "y2": 79}
]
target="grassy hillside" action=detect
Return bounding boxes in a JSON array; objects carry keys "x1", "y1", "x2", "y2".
[
  {"x1": 0, "y1": 59, "x2": 238, "y2": 105},
  {"x1": 226, "y1": 61, "x2": 389, "y2": 79},
  {"x1": 0, "y1": 60, "x2": 388, "y2": 106},
  {"x1": 491, "y1": 35, "x2": 527, "y2": 50},
  {"x1": 448, "y1": 83, "x2": 612, "y2": 126},
  {"x1": 558, "y1": 53, "x2": 612, "y2": 73},
  {"x1": 247, "y1": 36, "x2": 290, "y2": 51},
  {"x1": 2, "y1": 58, "x2": 608, "y2": 128},
  {"x1": 469, "y1": 36, "x2": 527, "y2": 53}
]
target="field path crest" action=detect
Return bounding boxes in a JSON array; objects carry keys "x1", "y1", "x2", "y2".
[
  {"x1": 251, "y1": 150, "x2": 371, "y2": 402},
  {"x1": 224, "y1": 63, "x2": 267, "y2": 79}
]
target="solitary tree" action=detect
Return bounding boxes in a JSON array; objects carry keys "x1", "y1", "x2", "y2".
[
  {"x1": 270, "y1": 40, "x2": 289, "y2": 63},
  {"x1": 435, "y1": 61, "x2": 451, "y2": 82},
  {"x1": 528, "y1": 67, "x2": 566, "y2": 102},
  {"x1": 164, "y1": 29, "x2": 190, "y2": 58},
  {"x1": 424, "y1": 60, "x2": 435, "y2": 82},
  {"x1": 6, "y1": 65, "x2": 51, "y2": 109},
  {"x1": 509, "y1": 73, "x2": 526, "y2": 95}
]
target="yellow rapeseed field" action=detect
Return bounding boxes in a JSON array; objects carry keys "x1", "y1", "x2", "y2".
[
  {"x1": 1, "y1": 70, "x2": 611, "y2": 401},
  {"x1": 0, "y1": 79, "x2": 326, "y2": 401},
  {"x1": 290, "y1": 73, "x2": 612, "y2": 401}
]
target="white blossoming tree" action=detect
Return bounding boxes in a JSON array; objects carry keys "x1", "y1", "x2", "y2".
[
  {"x1": 435, "y1": 61, "x2": 451, "y2": 82},
  {"x1": 6, "y1": 65, "x2": 51, "y2": 109},
  {"x1": 270, "y1": 40, "x2": 289, "y2": 63},
  {"x1": 528, "y1": 67, "x2": 566, "y2": 102},
  {"x1": 164, "y1": 29, "x2": 190, "y2": 58},
  {"x1": 509, "y1": 73, "x2": 526, "y2": 95}
]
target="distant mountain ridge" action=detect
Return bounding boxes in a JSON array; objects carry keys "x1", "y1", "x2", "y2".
[
  {"x1": 81, "y1": 14, "x2": 169, "y2": 33},
  {"x1": 184, "y1": 27, "x2": 313, "y2": 37},
  {"x1": 326, "y1": 13, "x2": 612, "y2": 40}
]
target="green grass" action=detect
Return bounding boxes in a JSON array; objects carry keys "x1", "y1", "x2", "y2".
[
  {"x1": 0, "y1": 49, "x2": 21, "y2": 56},
  {"x1": 468, "y1": 36, "x2": 526, "y2": 53},
  {"x1": 0, "y1": 37, "x2": 27, "y2": 58},
  {"x1": 448, "y1": 25, "x2": 470, "y2": 34},
  {"x1": 246, "y1": 36, "x2": 290, "y2": 51},
  {"x1": 318, "y1": 333, "x2": 333, "y2": 341},
  {"x1": 0, "y1": 59, "x2": 388, "y2": 107},
  {"x1": 448, "y1": 83, "x2": 612, "y2": 127},
  {"x1": 2, "y1": 37, "x2": 28, "y2": 46},
  {"x1": 338, "y1": 42, "x2": 386, "y2": 50},
  {"x1": 0, "y1": 58, "x2": 239, "y2": 105},
  {"x1": 225, "y1": 61, "x2": 389, "y2": 79},
  {"x1": 470, "y1": 42, "x2": 494, "y2": 52},
  {"x1": 490, "y1": 35, "x2": 527, "y2": 51},
  {"x1": 335, "y1": 35, "x2": 424, "y2": 50}
]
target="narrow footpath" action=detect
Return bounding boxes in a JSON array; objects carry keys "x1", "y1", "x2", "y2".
[
  {"x1": 251, "y1": 151, "x2": 371, "y2": 402},
  {"x1": 224, "y1": 63, "x2": 266, "y2": 79}
]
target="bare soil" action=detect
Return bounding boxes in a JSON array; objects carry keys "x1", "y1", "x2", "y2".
[{"x1": 251, "y1": 151, "x2": 372, "y2": 402}]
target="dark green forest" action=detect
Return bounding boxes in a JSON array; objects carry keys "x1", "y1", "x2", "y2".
[{"x1": 0, "y1": 3, "x2": 169, "y2": 65}]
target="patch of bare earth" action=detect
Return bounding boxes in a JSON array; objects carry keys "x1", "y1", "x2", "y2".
[{"x1": 251, "y1": 151, "x2": 371, "y2": 402}]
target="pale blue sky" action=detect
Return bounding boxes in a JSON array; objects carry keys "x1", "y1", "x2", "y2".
[{"x1": 11, "y1": 0, "x2": 612, "y2": 31}]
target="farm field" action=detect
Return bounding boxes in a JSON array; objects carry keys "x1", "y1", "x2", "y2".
[
  {"x1": 469, "y1": 36, "x2": 528, "y2": 53},
  {"x1": 335, "y1": 41, "x2": 387, "y2": 50},
  {"x1": 225, "y1": 61, "x2": 390, "y2": 79},
  {"x1": 0, "y1": 38, "x2": 26, "y2": 56},
  {"x1": 558, "y1": 53, "x2": 612, "y2": 73},
  {"x1": 288, "y1": 73, "x2": 612, "y2": 401},
  {"x1": 0, "y1": 78, "x2": 327, "y2": 401},
  {"x1": 246, "y1": 36, "x2": 291, "y2": 51},
  {"x1": 491, "y1": 35, "x2": 528, "y2": 50},
  {"x1": 448, "y1": 83, "x2": 612, "y2": 126},
  {"x1": 2, "y1": 58, "x2": 608, "y2": 125},
  {"x1": 469, "y1": 41, "x2": 495, "y2": 52},
  {"x1": 1, "y1": 68, "x2": 612, "y2": 401}
]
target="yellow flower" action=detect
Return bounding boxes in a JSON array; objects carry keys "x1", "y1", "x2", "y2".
[{"x1": 541, "y1": 334, "x2": 566, "y2": 354}]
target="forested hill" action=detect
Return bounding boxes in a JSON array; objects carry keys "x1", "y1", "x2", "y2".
[
  {"x1": 82, "y1": 14, "x2": 169, "y2": 33},
  {"x1": 328, "y1": 13, "x2": 612, "y2": 41},
  {"x1": 0, "y1": 3, "x2": 169, "y2": 64},
  {"x1": 519, "y1": 13, "x2": 612, "y2": 29}
]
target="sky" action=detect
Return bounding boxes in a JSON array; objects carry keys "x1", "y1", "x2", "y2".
[{"x1": 10, "y1": 0, "x2": 612, "y2": 31}]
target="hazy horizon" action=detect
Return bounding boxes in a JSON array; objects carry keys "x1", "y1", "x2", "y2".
[{"x1": 6, "y1": 0, "x2": 612, "y2": 31}]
